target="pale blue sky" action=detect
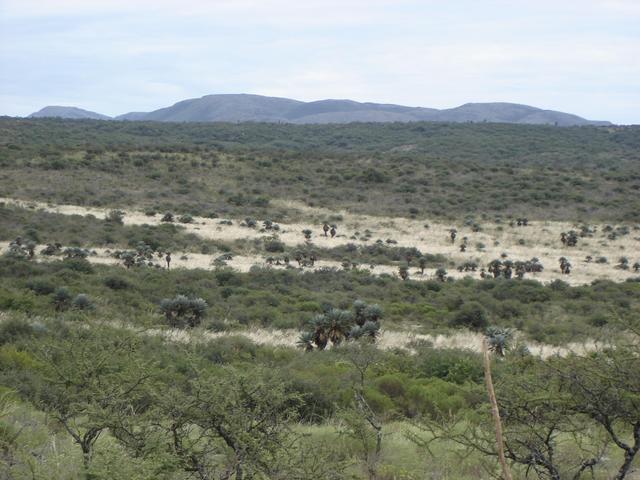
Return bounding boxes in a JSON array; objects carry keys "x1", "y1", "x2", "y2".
[{"x1": 1, "y1": 0, "x2": 638, "y2": 123}]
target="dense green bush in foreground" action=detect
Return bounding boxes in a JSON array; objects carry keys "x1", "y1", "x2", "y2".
[{"x1": 0, "y1": 312, "x2": 638, "y2": 479}]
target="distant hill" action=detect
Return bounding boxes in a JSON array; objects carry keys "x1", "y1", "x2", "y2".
[
  {"x1": 28, "y1": 106, "x2": 111, "y2": 120},
  {"x1": 31, "y1": 95, "x2": 611, "y2": 125}
]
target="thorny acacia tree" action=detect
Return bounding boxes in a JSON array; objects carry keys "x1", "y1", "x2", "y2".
[
  {"x1": 34, "y1": 326, "x2": 152, "y2": 476},
  {"x1": 409, "y1": 340, "x2": 640, "y2": 479},
  {"x1": 117, "y1": 362, "x2": 301, "y2": 480}
]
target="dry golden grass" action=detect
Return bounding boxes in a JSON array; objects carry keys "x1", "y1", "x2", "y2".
[
  {"x1": 2, "y1": 196, "x2": 639, "y2": 285},
  {"x1": 109, "y1": 321, "x2": 600, "y2": 359}
]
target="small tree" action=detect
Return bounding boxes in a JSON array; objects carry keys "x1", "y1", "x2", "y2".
[
  {"x1": 398, "y1": 265, "x2": 409, "y2": 280},
  {"x1": 418, "y1": 257, "x2": 427, "y2": 274},
  {"x1": 549, "y1": 347, "x2": 640, "y2": 479},
  {"x1": 34, "y1": 327, "x2": 150, "y2": 475},
  {"x1": 150, "y1": 366, "x2": 300, "y2": 480},
  {"x1": 339, "y1": 344, "x2": 384, "y2": 480}
]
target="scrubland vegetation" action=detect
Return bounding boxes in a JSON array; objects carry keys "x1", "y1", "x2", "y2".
[
  {"x1": 1, "y1": 119, "x2": 639, "y2": 479},
  {"x1": 1, "y1": 119, "x2": 640, "y2": 221}
]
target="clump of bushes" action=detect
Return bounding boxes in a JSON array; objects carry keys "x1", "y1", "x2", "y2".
[
  {"x1": 5, "y1": 237, "x2": 36, "y2": 259},
  {"x1": 297, "y1": 300, "x2": 383, "y2": 351},
  {"x1": 264, "y1": 237, "x2": 285, "y2": 253},
  {"x1": 63, "y1": 247, "x2": 90, "y2": 259},
  {"x1": 41, "y1": 243, "x2": 62, "y2": 256}
]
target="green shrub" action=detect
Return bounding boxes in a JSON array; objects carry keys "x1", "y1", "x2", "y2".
[
  {"x1": 374, "y1": 374, "x2": 407, "y2": 399},
  {"x1": 25, "y1": 279, "x2": 56, "y2": 295},
  {"x1": 363, "y1": 386, "x2": 395, "y2": 415},
  {"x1": 0, "y1": 290, "x2": 36, "y2": 312},
  {"x1": 272, "y1": 316, "x2": 299, "y2": 329},
  {"x1": 264, "y1": 239, "x2": 285, "y2": 253},
  {"x1": 103, "y1": 276, "x2": 130, "y2": 290},
  {"x1": 0, "y1": 345, "x2": 39, "y2": 370},
  {"x1": 406, "y1": 379, "x2": 468, "y2": 418},
  {"x1": 416, "y1": 348, "x2": 483, "y2": 384},
  {"x1": 200, "y1": 336, "x2": 257, "y2": 364},
  {"x1": 0, "y1": 317, "x2": 35, "y2": 345},
  {"x1": 60, "y1": 258, "x2": 94, "y2": 274},
  {"x1": 449, "y1": 301, "x2": 488, "y2": 330}
]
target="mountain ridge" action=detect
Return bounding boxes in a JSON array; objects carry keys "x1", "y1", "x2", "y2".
[
  {"x1": 29, "y1": 94, "x2": 611, "y2": 126},
  {"x1": 28, "y1": 106, "x2": 111, "y2": 120}
]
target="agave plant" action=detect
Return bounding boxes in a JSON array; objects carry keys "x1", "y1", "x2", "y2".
[
  {"x1": 297, "y1": 332, "x2": 315, "y2": 352},
  {"x1": 485, "y1": 326, "x2": 512, "y2": 357},
  {"x1": 361, "y1": 321, "x2": 381, "y2": 340},
  {"x1": 353, "y1": 300, "x2": 368, "y2": 326},
  {"x1": 325, "y1": 309, "x2": 353, "y2": 346},
  {"x1": 363, "y1": 304, "x2": 383, "y2": 323},
  {"x1": 309, "y1": 314, "x2": 329, "y2": 350},
  {"x1": 349, "y1": 325, "x2": 364, "y2": 340}
]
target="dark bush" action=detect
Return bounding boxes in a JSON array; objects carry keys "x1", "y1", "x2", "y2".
[
  {"x1": 449, "y1": 301, "x2": 488, "y2": 330},
  {"x1": 26, "y1": 279, "x2": 56, "y2": 296},
  {"x1": 103, "y1": 276, "x2": 131, "y2": 290}
]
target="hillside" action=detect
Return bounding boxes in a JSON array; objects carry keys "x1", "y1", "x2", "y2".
[
  {"x1": 1, "y1": 118, "x2": 638, "y2": 222},
  {"x1": 2, "y1": 116, "x2": 639, "y2": 480},
  {"x1": 31, "y1": 94, "x2": 611, "y2": 125},
  {"x1": 28, "y1": 105, "x2": 112, "y2": 120}
]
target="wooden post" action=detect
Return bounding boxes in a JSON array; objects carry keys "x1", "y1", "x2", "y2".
[{"x1": 483, "y1": 337, "x2": 513, "y2": 480}]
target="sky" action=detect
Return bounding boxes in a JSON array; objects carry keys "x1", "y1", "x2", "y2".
[{"x1": 0, "y1": 0, "x2": 639, "y2": 123}]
